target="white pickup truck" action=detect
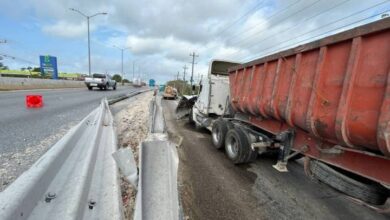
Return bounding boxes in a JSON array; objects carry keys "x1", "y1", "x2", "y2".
[{"x1": 85, "y1": 73, "x2": 117, "y2": 90}]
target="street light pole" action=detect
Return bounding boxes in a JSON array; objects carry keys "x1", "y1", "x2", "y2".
[
  {"x1": 87, "y1": 17, "x2": 91, "y2": 76},
  {"x1": 69, "y1": 8, "x2": 107, "y2": 76},
  {"x1": 113, "y1": 46, "x2": 130, "y2": 85},
  {"x1": 121, "y1": 49, "x2": 123, "y2": 84},
  {"x1": 133, "y1": 61, "x2": 135, "y2": 80}
]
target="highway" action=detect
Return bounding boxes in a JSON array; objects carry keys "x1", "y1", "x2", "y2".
[{"x1": 0, "y1": 86, "x2": 140, "y2": 190}]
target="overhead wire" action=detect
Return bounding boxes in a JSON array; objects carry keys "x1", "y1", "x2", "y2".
[
  {"x1": 228, "y1": 0, "x2": 322, "y2": 47},
  {"x1": 240, "y1": 7, "x2": 389, "y2": 62},
  {"x1": 221, "y1": 0, "x2": 302, "y2": 44},
  {"x1": 214, "y1": 0, "x2": 268, "y2": 36},
  {"x1": 226, "y1": 0, "x2": 352, "y2": 59},
  {"x1": 205, "y1": 0, "x2": 302, "y2": 54}
]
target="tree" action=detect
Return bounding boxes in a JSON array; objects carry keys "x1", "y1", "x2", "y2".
[
  {"x1": 123, "y1": 79, "x2": 130, "y2": 83},
  {"x1": 0, "y1": 62, "x2": 8, "y2": 70},
  {"x1": 21, "y1": 67, "x2": 26, "y2": 71},
  {"x1": 112, "y1": 74, "x2": 122, "y2": 82},
  {"x1": 32, "y1": 67, "x2": 41, "y2": 72}
]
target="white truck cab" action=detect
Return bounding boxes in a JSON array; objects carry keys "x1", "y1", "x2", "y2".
[{"x1": 190, "y1": 60, "x2": 240, "y2": 130}]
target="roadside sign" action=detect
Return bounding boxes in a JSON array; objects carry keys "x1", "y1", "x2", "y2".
[
  {"x1": 149, "y1": 79, "x2": 155, "y2": 87},
  {"x1": 39, "y1": 55, "x2": 58, "y2": 79}
]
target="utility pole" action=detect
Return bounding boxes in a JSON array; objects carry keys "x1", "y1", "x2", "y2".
[
  {"x1": 183, "y1": 65, "x2": 188, "y2": 82},
  {"x1": 189, "y1": 52, "x2": 199, "y2": 88}
]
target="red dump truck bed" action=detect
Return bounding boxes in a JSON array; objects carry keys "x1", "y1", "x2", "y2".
[{"x1": 228, "y1": 18, "x2": 390, "y2": 185}]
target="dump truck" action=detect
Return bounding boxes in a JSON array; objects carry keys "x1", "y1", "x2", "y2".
[{"x1": 180, "y1": 18, "x2": 390, "y2": 206}]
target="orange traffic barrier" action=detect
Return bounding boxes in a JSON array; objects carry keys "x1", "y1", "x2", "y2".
[{"x1": 26, "y1": 95, "x2": 43, "y2": 108}]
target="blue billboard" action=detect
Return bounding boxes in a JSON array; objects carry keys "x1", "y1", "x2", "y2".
[{"x1": 39, "y1": 55, "x2": 58, "y2": 79}]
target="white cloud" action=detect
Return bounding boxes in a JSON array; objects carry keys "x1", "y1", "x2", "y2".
[
  {"x1": 42, "y1": 21, "x2": 88, "y2": 38},
  {"x1": 1, "y1": 0, "x2": 389, "y2": 83}
]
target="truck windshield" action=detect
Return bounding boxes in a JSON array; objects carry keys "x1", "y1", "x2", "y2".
[
  {"x1": 211, "y1": 61, "x2": 239, "y2": 75},
  {"x1": 93, "y1": 74, "x2": 105, "y2": 78}
]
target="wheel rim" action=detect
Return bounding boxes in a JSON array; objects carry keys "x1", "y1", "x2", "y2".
[
  {"x1": 226, "y1": 135, "x2": 239, "y2": 159},
  {"x1": 212, "y1": 127, "x2": 221, "y2": 144}
]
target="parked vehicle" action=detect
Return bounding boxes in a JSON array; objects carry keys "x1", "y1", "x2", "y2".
[
  {"x1": 85, "y1": 73, "x2": 117, "y2": 90},
  {"x1": 133, "y1": 78, "x2": 143, "y2": 87},
  {"x1": 179, "y1": 18, "x2": 390, "y2": 206},
  {"x1": 163, "y1": 86, "x2": 178, "y2": 99}
]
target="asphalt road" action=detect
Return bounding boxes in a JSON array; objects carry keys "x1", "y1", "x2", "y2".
[
  {"x1": 0, "y1": 86, "x2": 141, "y2": 190},
  {"x1": 162, "y1": 99, "x2": 389, "y2": 220}
]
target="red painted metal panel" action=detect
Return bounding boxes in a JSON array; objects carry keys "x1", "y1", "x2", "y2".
[
  {"x1": 307, "y1": 42, "x2": 352, "y2": 142},
  {"x1": 247, "y1": 65, "x2": 261, "y2": 115},
  {"x1": 346, "y1": 31, "x2": 390, "y2": 150},
  {"x1": 272, "y1": 56, "x2": 295, "y2": 121},
  {"x1": 259, "y1": 61, "x2": 278, "y2": 118},
  {"x1": 229, "y1": 18, "x2": 390, "y2": 184},
  {"x1": 254, "y1": 63, "x2": 268, "y2": 116},
  {"x1": 241, "y1": 66, "x2": 253, "y2": 114}
]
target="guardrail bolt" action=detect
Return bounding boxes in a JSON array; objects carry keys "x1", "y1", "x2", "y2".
[
  {"x1": 88, "y1": 200, "x2": 96, "y2": 210},
  {"x1": 45, "y1": 192, "x2": 56, "y2": 203}
]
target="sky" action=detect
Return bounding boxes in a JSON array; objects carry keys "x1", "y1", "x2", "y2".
[{"x1": 0, "y1": 0, "x2": 389, "y2": 84}]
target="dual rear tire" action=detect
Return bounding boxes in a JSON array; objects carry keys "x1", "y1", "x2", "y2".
[
  {"x1": 210, "y1": 119, "x2": 388, "y2": 205},
  {"x1": 211, "y1": 120, "x2": 257, "y2": 164}
]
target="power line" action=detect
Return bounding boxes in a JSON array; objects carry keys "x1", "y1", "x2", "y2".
[
  {"x1": 0, "y1": 53, "x2": 38, "y2": 66},
  {"x1": 215, "y1": 0, "x2": 268, "y2": 36},
  {"x1": 203, "y1": 0, "x2": 302, "y2": 59},
  {"x1": 227, "y1": 0, "x2": 351, "y2": 59},
  {"x1": 240, "y1": 9, "x2": 388, "y2": 62},
  {"x1": 223, "y1": 0, "x2": 301, "y2": 44},
  {"x1": 228, "y1": 0, "x2": 321, "y2": 47}
]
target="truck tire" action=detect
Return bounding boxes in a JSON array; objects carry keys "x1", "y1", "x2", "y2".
[
  {"x1": 309, "y1": 160, "x2": 389, "y2": 205},
  {"x1": 87, "y1": 86, "x2": 92, "y2": 90},
  {"x1": 113, "y1": 84, "x2": 117, "y2": 90},
  {"x1": 104, "y1": 84, "x2": 108, "y2": 90},
  {"x1": 211, "y1": 120, "x2": 228, "y2": 149},
  {"x1": 225, "y1": 127, "x2": 257, "y2": 164}
]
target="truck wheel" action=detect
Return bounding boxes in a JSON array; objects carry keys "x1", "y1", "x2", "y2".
[
  {"x1": 225, "y1": 127, "x2": 257, "y2": 164},
  {"x1": 211, "y1": 120, "x2": 228, "y2": 149},
  {"x1": 309, "y1": 160, "x2": 389, "y2": 205},
  {"x1": 113, "y1": 84, "x2": 117, "y2": 90},
  {"x1": 104, "y1": 84, "x2": 108, "y2": 90},
  {"x1": 87, "y1": 86, "x2": 92, "y2": 90},
  {"x1": 99, "y1": 86, "x2": 103, "y2": 90}
]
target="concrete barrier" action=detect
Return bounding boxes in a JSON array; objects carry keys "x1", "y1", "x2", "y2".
[{"x1": 0, "y1": 77, "x2": 85, "y2": 90}]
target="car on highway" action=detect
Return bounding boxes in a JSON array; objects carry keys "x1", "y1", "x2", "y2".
[{"x1": 85, "y1": 73, "x2": 117, "y2": 90}]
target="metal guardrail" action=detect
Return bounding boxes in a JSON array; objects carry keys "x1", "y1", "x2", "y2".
[
  {"x1": 0, "y1": 90, "x2": 149, "y2": 220},
  {"x1": 112, "y1": 94, "x2": 180, "y2": 220},
  {"x1": 133, "y1": 96, "x2": 180, "y2": 220},
  {"x1": 135, "y1": 140, "x2": 179, "y2": 220},
  {"x1": 149, "y1": 96, "x2": 166, "y2": 133},
  {"x1": 108, "y1": 89, "x2": 151, "y2": 105},
  {"x1": 0, "y1": 99, "x2": 121, "y2": 220}
]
